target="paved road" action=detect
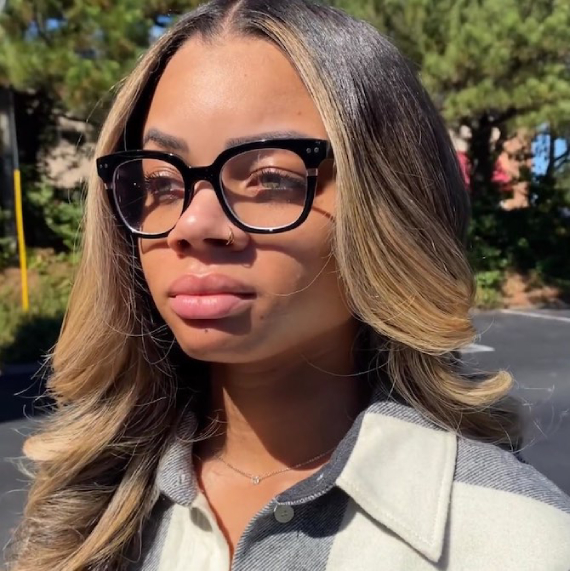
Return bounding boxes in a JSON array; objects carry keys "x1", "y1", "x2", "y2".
[
  {"x1": 466, "y1": 309, "x2": 570, "y2": 494},
  {"x1": 0, "y1": 309, "x2": 569, "y2": 557},
  {"x1": 0, "y1": 370, "x2": 45, "y2": 559}
]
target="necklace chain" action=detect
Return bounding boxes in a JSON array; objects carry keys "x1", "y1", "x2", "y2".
[{"x1": 215, "y1": 445, "x2": 337, "y2": 485}]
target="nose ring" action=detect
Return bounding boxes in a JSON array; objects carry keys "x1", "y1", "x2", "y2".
[{"x1": 225, "y1": 227, "x2": 235, "y2": 247}]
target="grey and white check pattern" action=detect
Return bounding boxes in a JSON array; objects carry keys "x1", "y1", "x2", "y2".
[{"x1": 128, "y1": 389, "x2": 570, "y2": 570}]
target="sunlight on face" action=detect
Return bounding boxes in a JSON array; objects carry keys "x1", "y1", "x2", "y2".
[{"x1": 138, "y1": 36, "x2": 353, "y2": 364}]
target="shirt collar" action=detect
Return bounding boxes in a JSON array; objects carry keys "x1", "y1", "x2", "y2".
[
  {"x1": 155, "y1": 386, "x2": 457, "y2": 563},
  {"x1": 155, "y1": 410, "x2": 200, "y2": 507},
  {"x1": 335, "y1": 397, "x2": 457, "y2": 563}
]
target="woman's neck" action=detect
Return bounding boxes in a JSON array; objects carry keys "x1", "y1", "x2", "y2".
[{"x1": 196, "y1": 324, "x2": 370, "y2": 471}]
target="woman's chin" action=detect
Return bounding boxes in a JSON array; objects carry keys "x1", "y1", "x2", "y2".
[{"x1": 172, "y1": 327, "x2": 260, "y2": 364}]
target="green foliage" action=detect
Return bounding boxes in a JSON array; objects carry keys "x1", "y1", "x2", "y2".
[
  {"x1": 513, "y1": 177, "x2": 570, "y2": 284},
  {"x1": 468, "y1": 173, "x2": 570, "y2": 296},
  {"x1": 0, "y1": 236, "x2": 17, "y2": 269},
  {"x1": 0, "y1": 176, "x2": 84, "y2": 259},
  {"x1": 0, "y1": 312, "x2": 63, "y2": 365},
  {"x1": 26, "y1": 178, "x2": 84, "y2": 251},
  {"x1": 556, "y1": 158, "x2": 570, "y2": 205},
  {"x1": 475, "y1": 270, "x2": 504, "y2": 309},
  {"x1": 0, "y1": 209, "x2": 17, "y2": 269},
  {"x1": 327, "y1": 0, "x2": 570, "y2": 131},
  {"x1": 328, "y1": 0, "x2": 570, "y2": 294},
  {"x1": 0, "y1": 1, "x2": 202, "y2": 254},
  {"x1": 0, "y1": 0, "x2": 202, "y2": 122},
  {"x1": 0, "y1": 249, "x2": 76, "y2": 366}
]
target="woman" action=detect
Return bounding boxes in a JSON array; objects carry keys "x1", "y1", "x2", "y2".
[{"x1": 9, "y1": 1, "x2": 570, "y2": 570}]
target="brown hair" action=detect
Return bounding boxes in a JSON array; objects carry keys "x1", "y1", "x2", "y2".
[{"x1": 8, "y1": 1, "x2": 519, "y2": 569}]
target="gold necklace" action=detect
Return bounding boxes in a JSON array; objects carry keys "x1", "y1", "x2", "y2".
[{"x1": 215, "y1": 445, "x2": 337, "y2": 485}]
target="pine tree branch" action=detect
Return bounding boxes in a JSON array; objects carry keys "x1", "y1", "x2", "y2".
[
  {"x1": 488, "y1": 105, "x2": 539, "y2": 129},
  {"x1": 546, "y1": 132, "x2": 557, "y2": 179},
  {"x1": 488, "y1": 108, "x2": 518, "y2": 127},
  {"x1": 32, "y1": 5, "x2": 53, "y2": 47},
  {"x1": 554, "y1": 149, "x2": 570, "y2": 167}
]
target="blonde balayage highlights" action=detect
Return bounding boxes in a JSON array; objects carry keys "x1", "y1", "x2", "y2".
[{"x1": 8, "y1": 2, "x2": 519, "y2": 570}]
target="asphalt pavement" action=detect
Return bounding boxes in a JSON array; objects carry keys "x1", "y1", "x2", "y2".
[
  {"x1": 465, "y1": 309, "x2": 570, "y2": 494},
  {"x1": 0, "y1": 308, "x2": 569, "y2": 557}
]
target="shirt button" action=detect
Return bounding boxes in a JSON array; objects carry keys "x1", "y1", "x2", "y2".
[{"x1": 273, "y1": 504, "x2": 295, "y2": 524}]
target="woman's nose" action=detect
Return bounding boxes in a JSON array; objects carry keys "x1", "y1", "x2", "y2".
[{"x1": 166, "y1": 180, "x2": 246, "y2": 252}]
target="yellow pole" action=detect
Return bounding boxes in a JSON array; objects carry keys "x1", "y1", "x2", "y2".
[
  {"x1": 13, "y1": 168, "x2": 29, "y2": 311},
  {"x1": 6, "y1": 88, "x2": 28, "y2": 312}
]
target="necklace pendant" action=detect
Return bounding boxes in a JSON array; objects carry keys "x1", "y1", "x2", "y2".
[{"x1": 251, "y1": 476, "x2": 261, "y2": 485}]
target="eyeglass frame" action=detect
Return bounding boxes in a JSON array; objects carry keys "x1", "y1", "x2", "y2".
[{"x1": 96, "y1": 137, "x2": 334, "y2": 237}]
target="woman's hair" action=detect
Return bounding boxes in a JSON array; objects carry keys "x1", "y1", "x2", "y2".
[{"x1": 8, "y1": 1, "x2": 520, "y2": 569}]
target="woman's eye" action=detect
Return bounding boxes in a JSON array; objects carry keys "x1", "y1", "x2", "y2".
[
  {"x1": 253, "y1": 169, "x2": 305, "y2": 192},
  {"x1": 144, "y1": 174, "x2": 184, "y2": 200}
]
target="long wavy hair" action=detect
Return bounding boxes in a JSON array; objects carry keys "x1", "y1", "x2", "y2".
[{"x1": 8, "y1": 1, "x2": 520, "y2": 569}]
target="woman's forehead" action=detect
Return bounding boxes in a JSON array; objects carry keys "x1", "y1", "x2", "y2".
[{"x1": 143, "y1": 36, "x2": 327, "y2": 161}]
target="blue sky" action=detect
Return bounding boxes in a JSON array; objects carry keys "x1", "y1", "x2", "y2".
[{"x1": 532, "y1": 134, "x2": 568, "y2": 175}]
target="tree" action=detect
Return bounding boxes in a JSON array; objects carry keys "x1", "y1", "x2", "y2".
[
  {"x1": 328, "y1": 0, "x2": 570, "y2": 290},
  {"x1": 4, "y1": 0, "x2": 569, "y2": 182},
  {"x1": 1, "y1": 0, "x2": 570, "y2": 282},
  {"x1": 328, "y1": 0, "x2": 570, "y2": 183},
  {"x1": 0, "y1": 0, "x2": 201, "y2": 250},
  {"x1": 0, "y1": 1, "x2": 202, "y2": 124}
]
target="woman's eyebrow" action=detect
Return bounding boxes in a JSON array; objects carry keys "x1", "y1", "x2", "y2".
[
  {"x1": 142, "y1": 128, "x2": 313, "y2": 153},
  {"x1": 142, "y1": 128, "x2": 189, "y2": 153},
  {"x1": 224, "y1": 130, "x2": 313, "y2": 149}
]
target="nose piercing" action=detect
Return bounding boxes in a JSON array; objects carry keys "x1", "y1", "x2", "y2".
[{"x1": 225, "y1": 227, "x2": 235, "y2": 247}]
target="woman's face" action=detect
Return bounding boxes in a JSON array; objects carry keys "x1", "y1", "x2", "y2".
[{"x1": 139, "y1": 36, "x2": 354, "y2": 364}]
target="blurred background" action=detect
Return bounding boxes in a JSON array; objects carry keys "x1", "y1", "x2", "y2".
[{"x1": 0, "y1": 0, "x2": 569, "y2": 553}]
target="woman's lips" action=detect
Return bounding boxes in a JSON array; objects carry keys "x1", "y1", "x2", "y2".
[
  {"x1": 167, "y1": 273, "x2": 256, "y2": 320},
  {"x1": 168, "y1": 293, "x2": 254, "y2": 320}
]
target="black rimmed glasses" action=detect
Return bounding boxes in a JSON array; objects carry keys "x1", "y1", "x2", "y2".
[{"x1": 96, "y1": 138, "x2": 334, "y2": 237}]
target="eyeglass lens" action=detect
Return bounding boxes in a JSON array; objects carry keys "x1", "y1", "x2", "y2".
[{"x1": 112, "y1": 148, "x2": 309, "y2": 233}]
